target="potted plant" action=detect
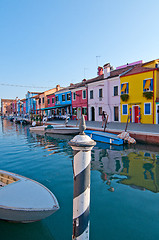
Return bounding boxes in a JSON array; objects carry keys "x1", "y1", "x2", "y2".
[
  {"x1": 143, "y1": 92, "x2": 153, "y2": 100},
  {"x1": 120, "y1": 94, "x2": 129, "y2": 102}
]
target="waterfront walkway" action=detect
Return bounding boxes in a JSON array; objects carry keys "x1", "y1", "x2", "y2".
[{"x1": 47, "y1": 120, "x2": 159, "y2": 145}]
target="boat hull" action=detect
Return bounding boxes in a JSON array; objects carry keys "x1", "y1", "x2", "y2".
[
  {"x1": 0, "y1": 206, "x2": 58, "y2": 223},
  {"x1": 0, "y1": 170, "x2": 59, "y2": 223},
  {"x1": 85, "y1": 130, "x2": 124, "y2": 146}
]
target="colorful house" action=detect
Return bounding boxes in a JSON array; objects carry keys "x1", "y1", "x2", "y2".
[
  {"x1": 36, "y1": 85, "x2": 61, "y2": 116},
  {"x1": 1, "y1": 99, "x2": 17, "y2": 116},
  {"x1": 25, "y1": 91, "x2": 40, "y2": 115},
  {"x1": 54, "y1": 86, "x2": 72, "y2": 117},
  {"x1": 87, "y1": 63, "x2": 138, "y2": 122},
  {"x1": 120, "y1": 59, "x2": 159, "y2": 124},
  {"x1": 71, "y1": 80, "x2": 88, "y2": 120}
]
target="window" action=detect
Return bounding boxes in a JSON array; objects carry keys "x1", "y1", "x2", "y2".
[
  {"x1": 83, "y1": 90, "x2": 86, "y2": 99},
  {"x1": 52, "y1": 98, "x2": 54, "y2": 104},
  {"x1": 48, "y1": 99, "x2": 50, "y2": 105},
  {"x1": 55, "y1": 96, "x2": 58, "y2": 103},
  {"x1": 90, "y1": 90, "x2": 93, "y2": 99},
  {"x1": 114, "y1": 86, "x2": 118, "y2": 96},
  {"x1": 67, "y1": 93, "x2": 71, "y2": 101},
  {"x1": 144, "y1": 103, "x2": 151, "y2": 115},
  {"x1": 143, "y1": 79, "x2": 153, "y2": 92},
  {"x1": 121, "y1": 83, "x2": 129, "y2": 94},
  {"x1": 72, "y1": 107, "x2": 77, "y2": 115},
  {"x1": 62, "y1": 94, "x2": 65, "y2": 102},
  {"x1": 73, "y1": 92, "x2": 76, "y2": 100},
  {"x1": 42, "y1": 97, "x2": 44, "y2": 104},
  {"x1": 82, "y1": 107, "x2": 87, "y2": 115},
  {"x1": 99, "y1": 89, "x2": 103, "y2": 98},
  {"x1": 39, "y1": 98, "x2": 41, "y2": 104},
  {"x1": 122, "y1": 104, "x2": 128, "y2": 115},
  {"x1": 99, "y1": 107, "x2": 102, "y2": 115}
]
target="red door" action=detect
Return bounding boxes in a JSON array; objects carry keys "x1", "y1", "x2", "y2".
[{"x1": 134, "y1": 106, "x2": 139, "y2": 123}]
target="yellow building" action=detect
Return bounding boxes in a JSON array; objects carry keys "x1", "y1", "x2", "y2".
[{"x1": 120, "y1": 59, "x2": 159, "y2": 124}]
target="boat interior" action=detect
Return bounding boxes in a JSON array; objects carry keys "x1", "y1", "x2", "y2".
[{"x1": 0, "y1": 173, "x2": 19, "y2": 187}]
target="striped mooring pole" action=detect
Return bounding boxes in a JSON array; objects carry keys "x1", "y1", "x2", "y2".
[{"x1": 69, "y1": 115, "x2": 96, "y2": 240}]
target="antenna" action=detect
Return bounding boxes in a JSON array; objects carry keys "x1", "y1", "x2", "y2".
[
  {"x1": 96, "y1": 56, "x2": 101, "y2": 68},
  {"x1": 84, "y1": 68, "x2": 88, "y2": 79}
]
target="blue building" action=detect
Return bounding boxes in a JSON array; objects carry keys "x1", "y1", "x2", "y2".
[
  {"x1": 25, "y1": 91, "x2": 39, "y2": 115},
  {"x1": 55, "y1": 88, "x2": 72, "y2": 117}
]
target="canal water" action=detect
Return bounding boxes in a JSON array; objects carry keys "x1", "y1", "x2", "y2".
[{"x1": 1, "y1": 119, "x2": 159, "y2": 240}]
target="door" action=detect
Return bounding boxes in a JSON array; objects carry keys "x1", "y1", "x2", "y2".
[
  {"x1": 134, "y1": 106, "x2": 139, "y2": 123},
  {"x1": 91, "y1": 107, "x2": 95, "y2": 121},
  {"x1": 114, "y1": 106, "x2": 119, "y2": 121}
]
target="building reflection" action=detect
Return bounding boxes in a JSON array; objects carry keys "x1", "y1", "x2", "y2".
[
  {"x1": 91, "y1": 145, "x2": 159, "y2": 193},
  {"x1": 2, "y1": 118, "x2": 159, "y2": 193}
]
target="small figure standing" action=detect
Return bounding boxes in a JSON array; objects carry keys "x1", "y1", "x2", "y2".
[{"x1": 102, "y1": 111, "x2": 106, "y2": 128}]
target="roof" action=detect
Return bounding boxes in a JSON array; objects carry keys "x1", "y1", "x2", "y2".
[{"x1": 120, "y1": 64, "x2": 156, "y2": 77}]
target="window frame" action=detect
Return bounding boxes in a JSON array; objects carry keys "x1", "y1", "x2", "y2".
[
  {"x1": 114, "y1": 86, "x2": 118, "y2": 96},
  {"x1": 55, "y1": 96, "x2": 58, "y2": 103},
  {"x1": 99, "y1": 88, "x2": 103, "y2": 98},
  {"x1": 122, "y1": 104, "x2": 128, "y2": 115},
  {"x1": 67, "y1": 93, "x2": 71, "y2": 101},
  {"x1": 82, "y1": 90, "x2": 86, "y2": 99},
  {"x1": 82, "y1": 107, "x2": 87, "y2": 115},
  {"x1": 73, "y1": 92, "x2": 76, "y2": 101},
  {"x1": 144, "y1": 102, "x2": 151, "y2": 115},
  {"x1": 62, "y1": 94, "x2": 65, "y2": 102},
  {"x1": 90, "y1": 90, "x2": 93, "y2": 99}
]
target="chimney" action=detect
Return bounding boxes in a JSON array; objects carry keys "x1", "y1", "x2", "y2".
[
  {"x1": 82, "y1": 79, "x2": 86, "y2": 82},
  {"x1": 70, "y1": 83, "x2": 74, "y2": 87},
  {"x1": 97, "y1": 66, "x2": 103, "y2": 76},
  {"x1": 103, "y1": 63, "x2": 110, "y2": 78},
  {"x1": 56, "y1": 85, "x2": 60, "y2": 91}
]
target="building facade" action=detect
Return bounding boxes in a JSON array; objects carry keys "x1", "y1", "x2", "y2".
[
  {"x1": 120, "y1": 60, "x2": 159, "y2": 124},
  {"x1": 71, "y1": 80, "x2": 88, "y2": 120}
]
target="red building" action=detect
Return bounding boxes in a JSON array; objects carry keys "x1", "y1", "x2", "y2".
[
  {"x1": 71, "y1": 80, "x2": 88, "y2": 120},
  {"x1": 46, "y1": 93, "x2": 56, "y2": 116}
]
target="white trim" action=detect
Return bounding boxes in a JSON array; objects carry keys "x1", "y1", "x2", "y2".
[
  {"x1": 144, "y1": 102, "x2": 151, "y2": 115},
  {"x1": 122, "y1": 104, "x2": 128, "y2": 115}
]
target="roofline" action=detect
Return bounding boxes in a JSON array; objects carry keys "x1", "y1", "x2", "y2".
[{"x1": 120, "y1": 69, "x2": 157, "y2": 78}]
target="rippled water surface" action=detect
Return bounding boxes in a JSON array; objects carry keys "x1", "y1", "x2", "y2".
[{"x1": 1, "y1": 119, "x2": 159, "y2": 240}]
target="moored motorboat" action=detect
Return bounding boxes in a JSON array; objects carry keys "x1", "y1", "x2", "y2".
[
  {"x1": 0, "y1": 170, "x2": 59, "y2": 223},
  {"x1": 45, "y1": 124, "x2": 80, "y2": 135}
]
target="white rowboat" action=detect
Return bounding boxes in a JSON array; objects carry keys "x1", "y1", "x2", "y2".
[{"x1": 0, "y1": 170, "x2": 59, "y2": 223}]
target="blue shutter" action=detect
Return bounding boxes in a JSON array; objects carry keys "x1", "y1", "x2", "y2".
[
  {"x1": 121, "y1": 84, "x2": 123, "y2": 94},
  {"x1": 143, "y1": 79, "x2": 146, "y2": 92},
  {"x1": 126, "y1": 83, "x2": 129, "y2": 94},
  {"x1": 150, "y1": 78, "x2": 153, "y2": 91}
]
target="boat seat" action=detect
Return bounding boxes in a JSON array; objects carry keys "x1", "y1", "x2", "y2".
[{"x1": 0, "y1": 174, "x2": 18, "y2": 185}]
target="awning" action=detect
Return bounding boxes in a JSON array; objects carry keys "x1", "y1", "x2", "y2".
[
  {"x1": 144, "y1": 79, "x2": 151, "y2": 90},
  {"x1": 37, "y1": 104, "x2": 71, "y2": 111},
  {"x1": 121, "y1": 84, "x2": 126, "y2": 92}
]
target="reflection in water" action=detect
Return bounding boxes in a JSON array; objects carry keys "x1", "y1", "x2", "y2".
[
  {"x1": 91, "y1": 143, "x2": 159, "y2": 193},
  {"x1": 2, "y1": 119, "x2": 159, "y2": 194}
]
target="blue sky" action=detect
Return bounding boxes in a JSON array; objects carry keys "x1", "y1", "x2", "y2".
[{"x1": 0, "y1": 0, "x2": 159, "y2": 101}]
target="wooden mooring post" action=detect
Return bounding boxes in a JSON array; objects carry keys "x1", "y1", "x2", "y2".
[{"x1": 69, "y1": 115, "x2": 96, "y2": 239}]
